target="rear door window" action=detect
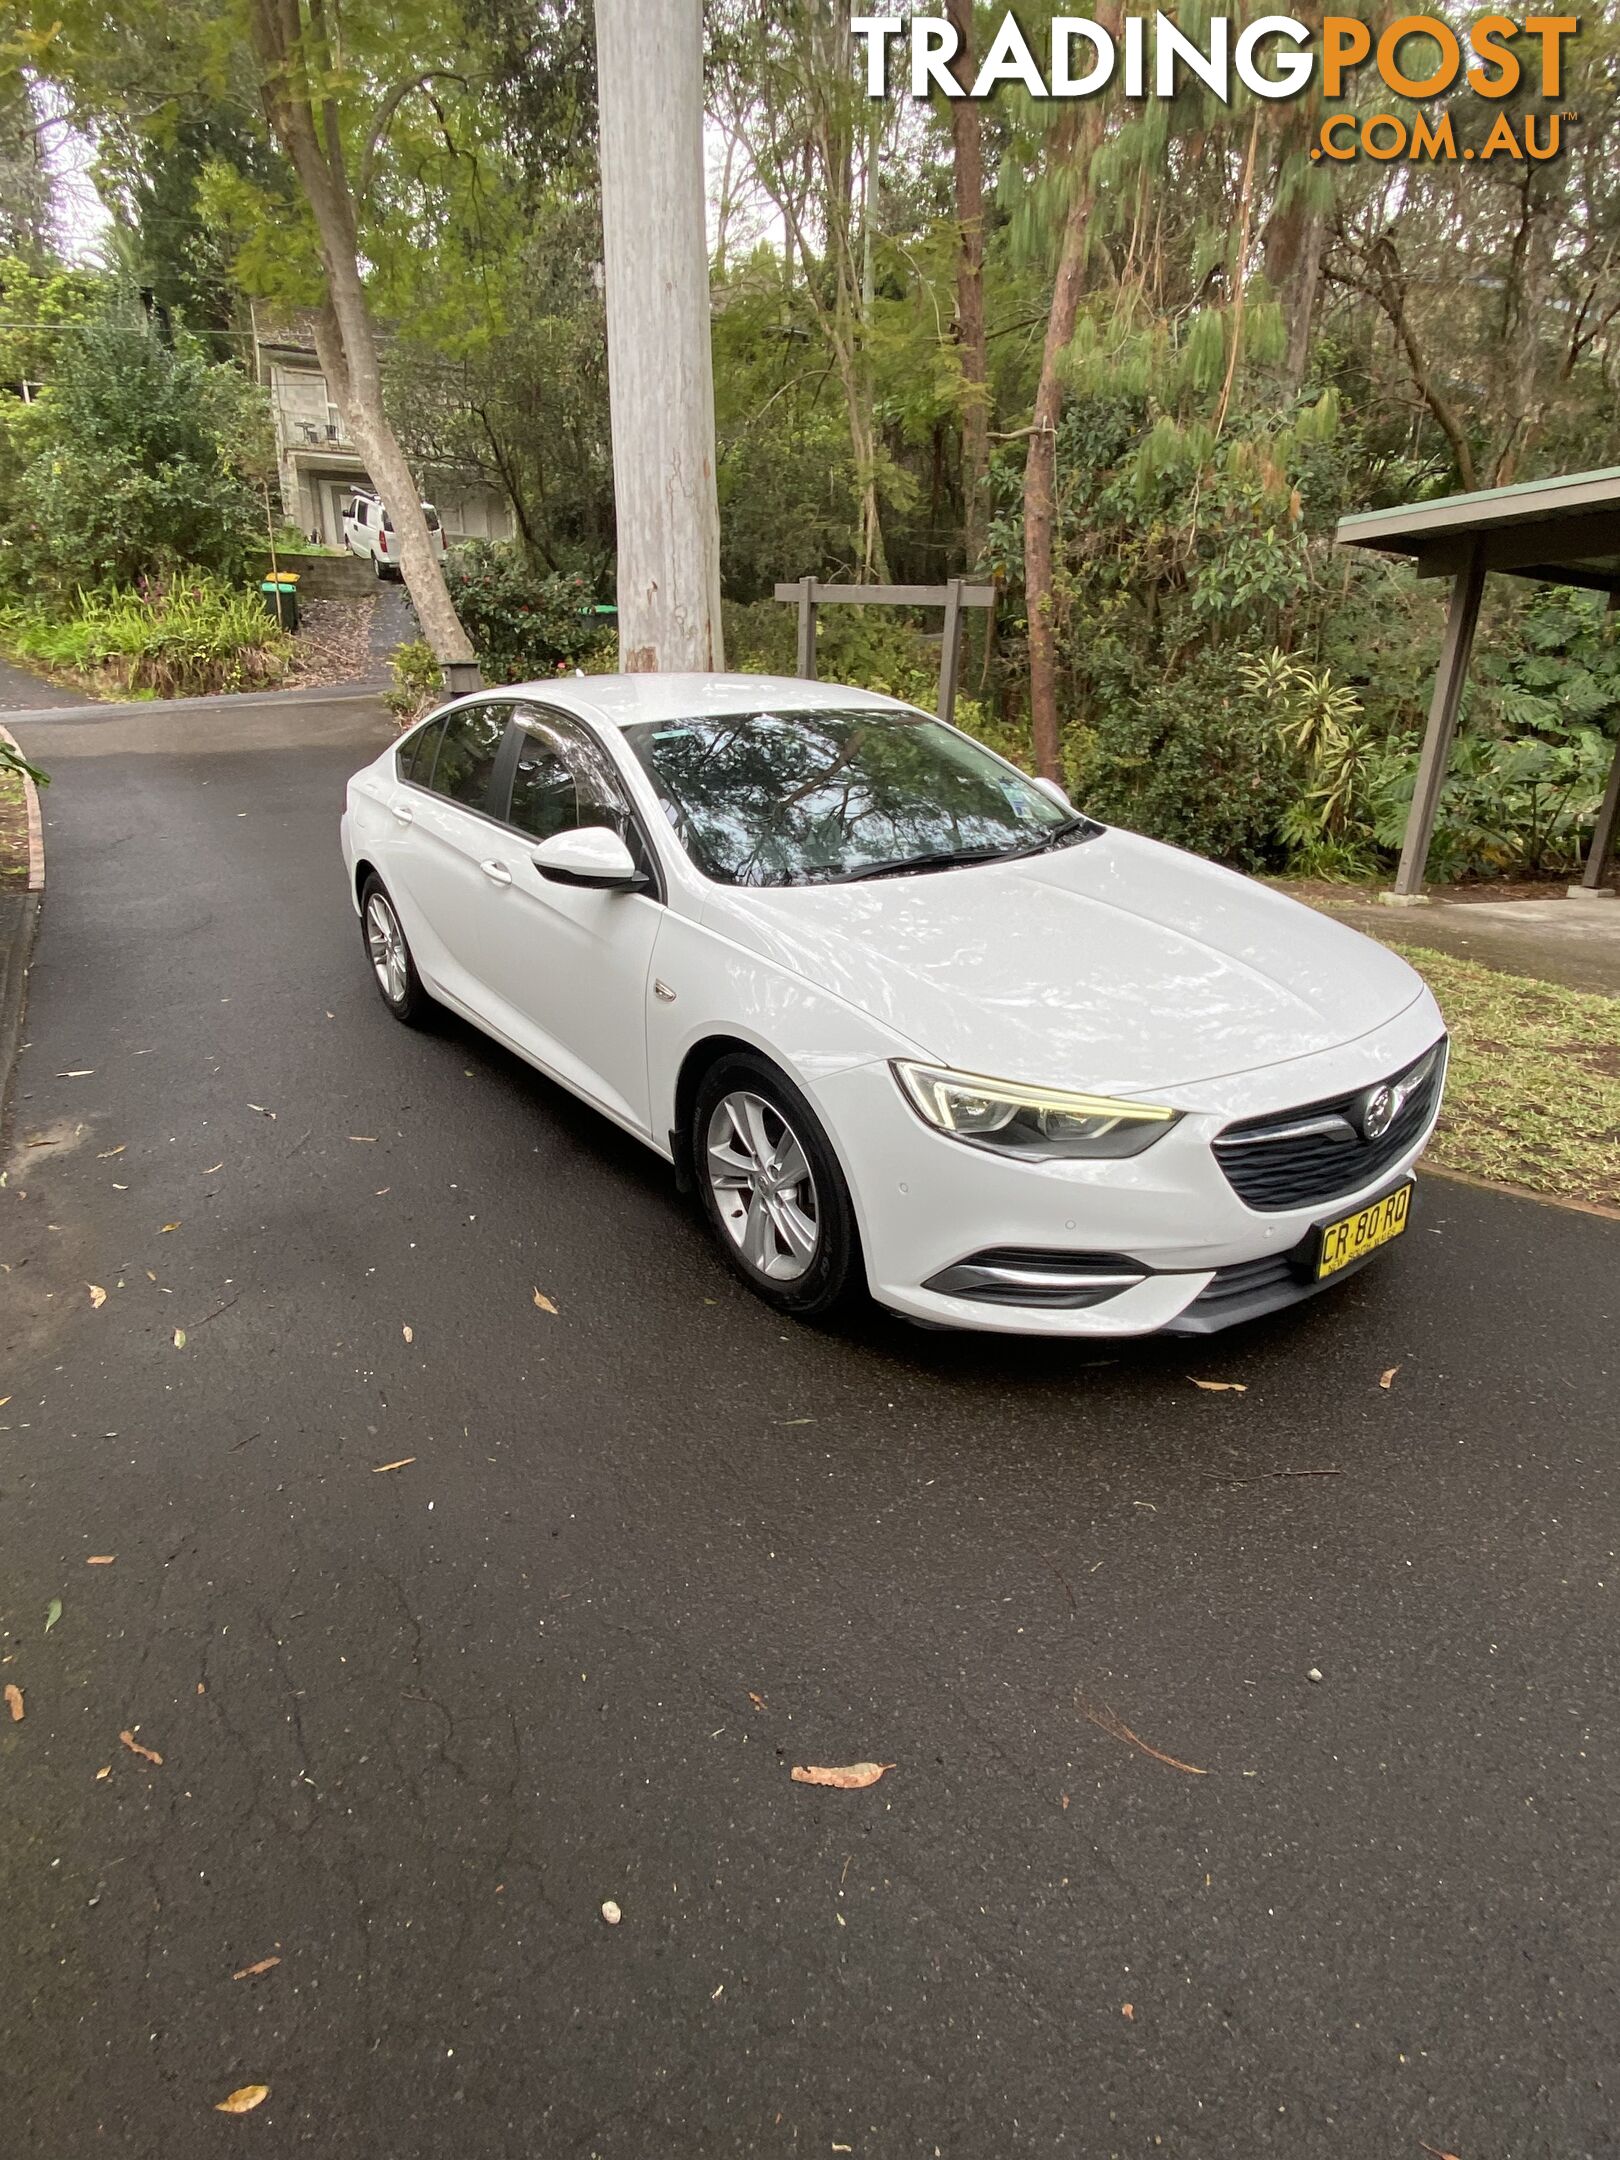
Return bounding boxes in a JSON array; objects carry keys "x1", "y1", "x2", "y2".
[{"x1": 428, "y1": 703, "x2": 508, "y2": 814}]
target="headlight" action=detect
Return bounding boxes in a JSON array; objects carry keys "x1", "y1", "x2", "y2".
[{"x1": 891, "y1": 1060, "x2": 1181, "y2": 1161}]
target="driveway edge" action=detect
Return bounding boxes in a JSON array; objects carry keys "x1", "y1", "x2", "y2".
[{"x1": 0, "y1": 722, "x2": 45, "y2": 1127}]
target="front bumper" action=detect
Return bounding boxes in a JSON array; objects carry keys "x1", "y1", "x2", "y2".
[{"x1": 810, "y1": 995, "x2": 1446, "y2": 1337}]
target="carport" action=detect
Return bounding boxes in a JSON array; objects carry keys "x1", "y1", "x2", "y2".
[{"x1": 1334, "y1": 465, "x2": 1620, "y2": 901}]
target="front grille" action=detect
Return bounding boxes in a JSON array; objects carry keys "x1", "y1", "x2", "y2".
[{"x1": 1212, "y1": 1040, "x2": 1447, "y2": 1213}]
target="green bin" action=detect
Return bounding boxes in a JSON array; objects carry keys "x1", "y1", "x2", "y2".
[{"x1": 260, "y1": 574, "x2": 300, "y2": 633}]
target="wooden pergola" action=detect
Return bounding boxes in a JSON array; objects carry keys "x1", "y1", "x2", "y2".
[{"x1": 1334, "y1": 466, "x2": 1620, "y2": 902}]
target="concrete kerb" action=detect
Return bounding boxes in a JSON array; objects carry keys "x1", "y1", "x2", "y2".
[
  {"x1": 0, "y1": 721, "x2": 46, "y2": 1132},
  {"x1": 0, "y1": 682, "x2": 388, "y2": 728}
]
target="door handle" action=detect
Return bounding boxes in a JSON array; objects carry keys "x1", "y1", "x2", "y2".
[
  {"x1": 390, "y1": 802, "x2": 414, "y2": 827},
  {"x1": 480, "y1": 860, "x2": 514, "y2": 887}
]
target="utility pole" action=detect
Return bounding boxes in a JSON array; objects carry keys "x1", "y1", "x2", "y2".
[{"x1": 594, "y1": 0, "x2": 725, "y2": 671}]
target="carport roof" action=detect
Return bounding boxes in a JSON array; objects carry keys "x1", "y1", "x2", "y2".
[{"x1": 1334, "y1": 463, "x2": 1620, "y2": 594}]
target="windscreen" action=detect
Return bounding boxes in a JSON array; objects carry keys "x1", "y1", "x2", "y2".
[{"x1": 620, "y1": 706, "x2": 1090, "y2": 888}]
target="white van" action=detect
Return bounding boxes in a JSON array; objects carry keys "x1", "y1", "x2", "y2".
[{"x1": 342, "y1": 490, "x2": 446, "y2": 580}]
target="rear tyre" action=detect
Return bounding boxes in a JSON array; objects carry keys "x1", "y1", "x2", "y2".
[
  {"x1": 692, "y1": 1052, "x2": 861, "y2": 1320},
  {"x1": 359, "y1": 874, "x2": 431, "y2": 1026}
]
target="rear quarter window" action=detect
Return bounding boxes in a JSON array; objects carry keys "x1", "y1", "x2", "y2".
[{"x1": 398, "y1": 716, "x2": 446, "y2": 787}]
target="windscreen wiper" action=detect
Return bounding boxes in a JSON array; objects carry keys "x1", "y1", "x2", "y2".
[
  {"x1": 993, "y1": 813, "x2": 1099, "y2": 863},
  {"x1": 827, "y1": 846, "x2": 1010, "y2": 885}
]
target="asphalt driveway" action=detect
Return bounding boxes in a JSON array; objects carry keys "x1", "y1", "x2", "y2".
[{"x1": 3, "y1": 692, "x2": 1616, "y2": 2158}]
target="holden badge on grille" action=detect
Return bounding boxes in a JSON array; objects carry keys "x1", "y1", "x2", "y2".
[{"x1": 1359, "y1": 1084, "x2": 1397, "y2": 1141}]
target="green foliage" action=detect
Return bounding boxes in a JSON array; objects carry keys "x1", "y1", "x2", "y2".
[
  {"x1": 0, "y1": 576, "x2": 290, "y2": 697},
  {"x1": 1, "y1": 301, "x2": 272, "y2": 597},
  {"x1": 385, "y1": 638, "x2": 443, "y2": 721},
  {"x1": 1075, "y1": 649, "x2": 1302, "y2": 871},
  {"x1": 442, "y1": 542, "x2": 616, "y2": 684},
  {"x1": 0, "y1": 734, "x2": 48, "y2": 787}
]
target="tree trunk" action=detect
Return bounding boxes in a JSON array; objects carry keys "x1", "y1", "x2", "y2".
[
  {"x1": 594, "y1": 0, "x2": 724, "y2": 670},
  {"x1": 247, "y1": 0, "x2": 474, "y2": 670},
  {"x1": 1023, "y1": 157, "x2": 1095, "y2": 781},
  {"x1": 946, "y1": 0, "x2": 990, "y2": 568},
  {"x1": 1284, "y1": 212, "x2": 1324, "y2": 388},
  {"x1": 1265, "y1": 186, "x2": 1325, "y2": 391}
]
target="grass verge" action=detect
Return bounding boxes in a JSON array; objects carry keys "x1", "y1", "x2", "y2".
[{"x1": 1402, "y1": 946, "x2": 1620, "y2": 1208}]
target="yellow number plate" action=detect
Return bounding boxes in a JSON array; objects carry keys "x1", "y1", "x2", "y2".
[{"x1": 1316, "y1": 1182, "x2": 1413, "y2": 1280}]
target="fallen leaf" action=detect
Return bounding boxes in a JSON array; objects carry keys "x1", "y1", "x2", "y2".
[
  {"x1": 214, "y1": 2086, "x2": 269, "y2": 2115},
  {"x1": 45, "y1": 1597, "x2": 62, "y2": 1634},
  {"x1": 172, "y1": 1328, "x2": 186, "y2": 1349},
  {"x1": 372, "y1": 1458, "x2": 416, "y2": 1475},
  {"x1": 5, "y1": 1683, "x2": 23, "y2": 1721},
  {"x1": 790, "y1": 1762, "x2": 894, "y2": 1790},
  {"x1": 160, "y1": 1222, "x2": 181, "y2": 1233},
  {"x1": 402, "y1": 1324, "x2": 413, "y2": 1343},
  {"x1": 97, "y1": 1145, "x2": 126, "y2": 1159},
  {"x1": 87, "y1": 1283, "x2": 107, "y2": 1308},
  {"x1": 533, "y1": 1290, "x2": 558, "y2": 1315},
  {"x1": 747, "y1": 1691, "x2": 767, "y2": 1712},
  {"x1": 1380, "y1": 1365, "x2": 1401, "y2": 1390},
  {"x1": 1190, "y1": 1379, "x2": 1247, "y2": 1393},
  {"x1": 95, "y1": 1764, "x2": 110, "y2": 1779},
  {"x1": 232, "y1": 1957, "x2": 281, "y2": 1981},
  {"x1": 119, "y1": 1730, "x2": 163, "y2": 1766},
  {"x1": 1417, "y1": 2146, "x2": 1462, "y2": 2160},
  {"x1": 1078, "y1": 1693, "x2": 1208, "y2": 1776},
  {"x1": 87, "y1": 1554, "x2": 116, "y2": 1565},
  {"x1": 1122, "y1": 2003, "x2": 1135, "y2": 2020}
]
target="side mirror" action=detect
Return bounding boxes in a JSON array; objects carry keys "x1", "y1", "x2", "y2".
[
  {"x1": 533, "y1": 825, "x2": 646, "y2": 892},
  {"x1": 1032, "y1": 774, "x2": 1074, "y2": 813}
]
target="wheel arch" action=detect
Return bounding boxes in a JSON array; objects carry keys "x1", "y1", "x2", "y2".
[{"x1": 669, "y1": 1033, "x2": 758, "y2": 1192}]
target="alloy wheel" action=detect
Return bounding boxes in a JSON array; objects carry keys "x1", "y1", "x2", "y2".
[
  {"x1": 365, "y1": 892, "x2": 408, "y2": 1006},
  {"x1": 704, "y1": 1089, "x2": 821, "y2": 1284}
]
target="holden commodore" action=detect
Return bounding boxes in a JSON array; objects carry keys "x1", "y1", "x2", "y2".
[{"x1": 340, "y1": 675, "x2": 1447, "y2": 1336}]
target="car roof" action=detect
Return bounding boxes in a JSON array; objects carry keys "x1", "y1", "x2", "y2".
[{"x1": 474, "y1": 673, "x2": 914, "y2": 731}]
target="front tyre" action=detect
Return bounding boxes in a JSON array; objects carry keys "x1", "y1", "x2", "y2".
[
  {"x1": 359, "y1": 874, "x2": 431, "y2": 1026},
  {"x1": 692, "y1": 1052, "x2": 861, "y2": 1320}
]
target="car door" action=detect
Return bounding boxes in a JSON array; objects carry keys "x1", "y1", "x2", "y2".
[
  {"x1": 471, "y1": 703, "x2": 664, "y2": 1136},
  {"x1": 384, "y1": 700, "x2": 513, "y2": 1010}
]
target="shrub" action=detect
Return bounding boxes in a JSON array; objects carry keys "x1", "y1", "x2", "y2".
[
  {"x1": 442, "y1": 542, "x2": 616, "y2": 684},
  {"x1": 1, "y1": 308, "x2": 272, "y2": 598},
  {"x1": 1073, "y1": 649, "x2": 1301, "y2": 870},
  {"x1": 385, "y1": 638, "x2": 443, "y2": 723},
  {"x1": 1, "y1": 577, "x2": 290, "y2": 698}
]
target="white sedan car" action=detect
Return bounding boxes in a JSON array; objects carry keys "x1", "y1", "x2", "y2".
[{"x1": 340, "y1": 675, "x2": 1447, "y2": 1337}]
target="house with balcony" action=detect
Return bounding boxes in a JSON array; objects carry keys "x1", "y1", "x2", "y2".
[{"x1": 252, "y1": 304, "x2": 515, "y2": 551}]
